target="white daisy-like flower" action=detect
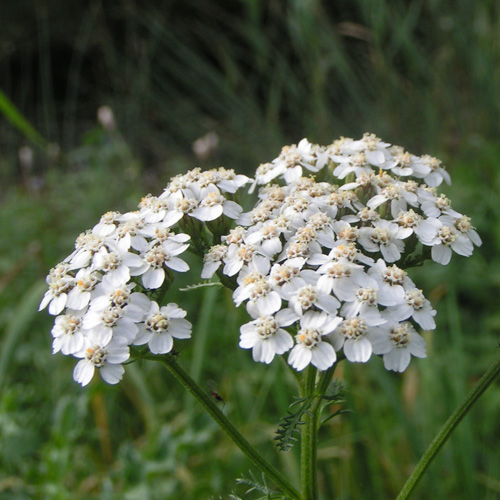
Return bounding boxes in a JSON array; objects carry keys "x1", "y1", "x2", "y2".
[
  {"x1": 357, "y1": 220, "x2": 410, "y2": 263},
  {"x1": 83, "y1": 298, "x2": 144, "y2": 346},
  {"x1": 222, "y1": 243, "x2": 270, "y2": 277},
  {"x1": 329, "y1": 315, "x2": 384, "y2": 363},
  {"x1": 288, "y1": 311, "x2": 341, "y2": 371},
  {"x1": 51, "y1": 309, "x2": 87, "y2": 355},
  {"x1": 131, "y1": 241, "x2": 190, "y2": 289},
  {"x1": 244, "y1": 220, "x2": 284, "y2": 258},
  {"x1": 272, "y1": 138, "x2": 322, "y2": 185},
  {"x1": 268, "y1": 263, "x2": 315, "y2": 299},
  {"x1": 443, "y1": 215, "x2": 482, "y2": 248},
  {"x1": 89, "y1": 274, "x2": 149, "y2": 316},
  {"x1": 201, "y1": 244, "x2": 228, "y2": 279},
  {"x1": 387, "y1": 147, "x2": 419, "y2": 176},
  {"x1": 340, "y1": 281, "x2": 385, "y2": 324},
  {"x1": 316, "y1": 260, "x2": 368, "y2": 301},
  {"x1": 91, "y1": 245, "x2": 143, "y2": 287},
  {"x1": 189, "y1": 185, "x2": 242, "y2": 221},
  {"x1": 366, "y1": 182, "x2": 418, "y2": 218},
  {"x1": 73, "y1": 333, "x2": 130, "y2": 386},
  {"x1": 419, "y1": 155, "x2": 451, "y2": 187},
  {"x1": 386, "y1": 289, "x2": 436, "y2": 330},
  {"x1": 134, "y1": 301, "x2": 192, "y2": 354},
  {"x1": 233, "y1": 270, "x2": 282, "y2": 316},
  {"x1": 213, "y1": 167, "x2": 249, "y2": 193},
  {"x1": 332, "y1": 152, "x2": 374, "y2": 180},
  {"x1": 355, "y1": 132, "x2": 392, "y2": 167},
  {"x1": 162, "y1": 189, "x2": 200, "y2": 227},
  {"x1": 39, "y1": 263, "x2": 74, "y2": 315},
  {"x1": 288, "y1": 284, "x2": 340, "y2": 317},
  {"x1": 114, "y1": 212, "x2": 150, "y2": 253},
  {"x1": 138, "y1": 194, "x2": 169, "y2": 224},
  {"x1": 239, "y1": 309, "x2": 298, "y2": 364},
  {"x1": 66, "y1": 230, "x2": 107, "y2": 270},
  {"x1": 370, "y1": 321, "x2": 426, "y2": 372},
  {"x1": 65, "y1": 268, "x2": 100, "y2": 311},
  {"x1": 419, "y1": 192, "x2": 461, "y2": 219},
  {"x1": 92, "y1": 211, "x2": 121, "y2": 238},
  {"x1": 422, "y1": 220, "x2": 474, "y2": 265},
  {"x1": 367, "y1": 259, "x2": 415, "y2": 307}
]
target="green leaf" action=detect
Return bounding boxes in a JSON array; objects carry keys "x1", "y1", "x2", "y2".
[{"x1": 0, "y1": 88, "x2": 47, "y2": 148}]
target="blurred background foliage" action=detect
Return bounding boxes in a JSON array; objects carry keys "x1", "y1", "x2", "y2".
[{"x1": 1, "y1": 1, "x2": 500, "y2": 499}]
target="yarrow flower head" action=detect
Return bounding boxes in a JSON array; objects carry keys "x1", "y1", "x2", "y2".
[{"x1": 40, "y1": 134, "x2": 481, "y2": 386}]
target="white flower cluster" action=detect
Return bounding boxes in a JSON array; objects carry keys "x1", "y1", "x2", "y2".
[
  {"x1": 203, "y1": 134, "x2": 481, "y2": 372},
  {"x1": 41, "y1": 134, "x2": 481, "y2": 385},
  {"x1": 40, "y1": 167, "x2": 248, "y2": 385}
]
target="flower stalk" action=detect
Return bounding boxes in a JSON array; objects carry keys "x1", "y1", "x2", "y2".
[
  {"x1": 300, "y1": 366, "x2": 319, "y2": 500},
  {"x1": 139, "y1": 351, "x2": 302, "y2": 500}
]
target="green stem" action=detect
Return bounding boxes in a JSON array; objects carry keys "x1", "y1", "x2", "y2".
[
  {"x1": 140, "y1": 352, "x2": 302, "y2": 500},
  {"x1": 300, "y1": 366, "x2": 318, "y2": 500},
  {"x1": 396, "y1": 356, "x2": 500, "y2": 500}
]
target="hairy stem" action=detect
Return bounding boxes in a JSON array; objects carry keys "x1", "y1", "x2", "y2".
[
  {"x1": 300, "y1": 366, "x2": 318, "y2": 500},
  {"x1": 140, "y1": 352, "x2": 302, "y2": 500}
]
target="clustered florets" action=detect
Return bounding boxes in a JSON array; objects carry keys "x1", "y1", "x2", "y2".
[{"x1": 40, "y1": 134, "x2": 481, "y2": 385}]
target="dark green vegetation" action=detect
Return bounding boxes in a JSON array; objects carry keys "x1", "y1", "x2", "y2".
[{"x1": 1, "y1": 1, "x2": 499, "y2": 498}]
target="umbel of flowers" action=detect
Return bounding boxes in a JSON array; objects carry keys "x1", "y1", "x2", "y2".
[{"x1": 40, "y1": 133, "x2": 481, "y2": 385}]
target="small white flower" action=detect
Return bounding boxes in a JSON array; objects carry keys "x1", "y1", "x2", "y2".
[
  {"x1": 424, "y1": 221, "x2": 474, "y2": 265},
  {"x1": 66, "y1": 230, "x2": 107, "y2": 270},
  {"x1": 66, "y1": 268, "x2": 100, "y2": 311},
  {"x1": 131, "y1": 241, "x2": 190, "y2": 289},
  {"x1": 222, "y1": 243, "x2": 270, "y2": 277},
  {"x1": 135, "y1": 302, "x2": 192, "y2": 354},
  {"x1": 367, "y1": 259, "x2": 415, "y2": 306},
  {"x1": 288, "y1": 284, "x2": 340, "y2": 317},
  {"x1": 115, "y1": 212, "x2": 150, "y2": 253},
  {"x1": 329, "y1": 315, "x2": 382, "y2": 363},
  {"x1": 370, "y1": 321, "x2": 426, "y2": 372},
  {"x1": 288, "y1": 311, "x2": 341, "y2": 371},
  {"x1": 419, "y1": 155, "x2": 451, "y2": 187},
  {"x1": 189, "y1": 185, "x2": 242, "y2": 221},
  {"x1": 357, "y1": 220, "x2": 409, "y2": 263},
  {"x1": 73, "y1": 333, "x2": 130, "y2": 386},
  {"x1": 92, "y1": 245, "x2": 143, "y2": 286},
  {"x1": 386, "y1": 289, "x2": 436, "y2": 330},
  {"x1": 83, "y1": 299, "x2": 144, "y2": 346},
  {"x1": 39, "y1": 263, "x2": 74, "y2": 315},
  {"x1": 201, "y1": 244, "x2": 228, "y2": 279},
  {"x1": 316, "y1": 260, "x2": 367, "y2": 301},
  {"x1": 233, "y1": 270, "x2": 282, "y2": 316},
  {"x1": 239, "y1": 309, "x2": 297, "y2": 364},
  {"x1": 51, "y1": 309, "x2": 87, "y2": 355}
]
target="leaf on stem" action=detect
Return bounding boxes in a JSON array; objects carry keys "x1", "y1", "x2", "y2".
[{"x1": 274, "y1": 396, "x2": 314, "y2": 452}]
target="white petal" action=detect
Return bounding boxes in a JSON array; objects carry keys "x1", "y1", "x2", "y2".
[
  {"x1": 344, "y1": 338, "x2": 372, "y2": 363},
  {"x1": 288, "y1": 345, "x2": 312, "y2": 371},
  {"x1": 432, "y1": 245, "x2": 452, "y2": 265},
  {"x1": 311, "y1": 342, "x2": 336, "y2": 370},
  {"x1": 142, "y1": 268, "x2": 165, "y2": 289},
  {"x1": 384, "y1": 349, "x2": 411, "y2": 372},
  {"x1": 166, "y1": 257, "x2": 189, "y2": 272},
  {"x1": 100, "y1": 363, "x2": 125, "y2": 384},
  {"x1": 149, "y1": 333, "x2": 173, "y2": 354},
  {"x1": 73, "y1": 360, "x2": 94, "y2": 386},
  {"x1": 49, "y1": 294, "x2": 68, "y2": 315}
]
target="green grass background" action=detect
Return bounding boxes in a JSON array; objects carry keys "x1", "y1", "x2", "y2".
[{"x1": 1, "y1": 1, "x2": 500, "y2": 498}]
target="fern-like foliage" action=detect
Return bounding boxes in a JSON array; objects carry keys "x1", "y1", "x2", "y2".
[
  {"x1": 274, "y1": 396, "x2": 314, "y2": 452},
  {"x1": 236, "y1": 471, "x2": 284, "y2": 499},
  {"x1": 178, "y1": 281, "x2": 223, "y2": 291}
]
